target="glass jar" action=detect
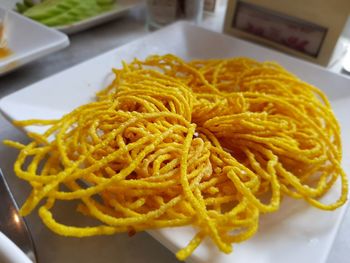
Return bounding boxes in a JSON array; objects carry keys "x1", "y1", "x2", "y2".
[{"x1": 146, "y1": 0, "x2": 204, "y2": 30}]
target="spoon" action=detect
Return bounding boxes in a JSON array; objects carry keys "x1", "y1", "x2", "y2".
[{"x1": 0, "y1": 169, "x2": 37, "y2": 263}]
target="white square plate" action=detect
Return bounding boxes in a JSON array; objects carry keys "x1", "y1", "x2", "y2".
[
  {"x1": 0, "y1": 22, "x2": 349, "y2": 263},
  {"x1": 0, "y1": 7, "x2": 69, "y2": 76},
  {"x1": 1, "y1": 0, "x2": 142, "y2": 35}
]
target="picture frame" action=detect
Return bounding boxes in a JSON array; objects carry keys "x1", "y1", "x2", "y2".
[{"x1": 224, "y1": 0, "x2": 350, "y2": 66}]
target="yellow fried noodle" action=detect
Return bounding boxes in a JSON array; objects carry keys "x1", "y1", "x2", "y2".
[{"x1": 4, "y1": 54, "x2": 347, "y2": 261}]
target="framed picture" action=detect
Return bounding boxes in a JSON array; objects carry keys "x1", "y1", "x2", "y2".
[{"x1": 224, "y1": 0, "x2": 350, "y2": 66}]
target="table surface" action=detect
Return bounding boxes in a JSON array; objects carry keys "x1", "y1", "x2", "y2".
[{"x1": 0, "y1": 2, "x2": 349, "y2": 263}]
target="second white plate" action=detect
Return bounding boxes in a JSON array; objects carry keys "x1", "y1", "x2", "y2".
[
  {"x1": 1, "y1": 0, "x2": 143, "y2": 35},
  {"x1": 0, "y1": 7, "x2": 69, "y2": 76}
]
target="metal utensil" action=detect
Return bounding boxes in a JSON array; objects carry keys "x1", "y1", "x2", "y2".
[{"x1": 0, "y1": 169, "x2": 37, "y2": 263}]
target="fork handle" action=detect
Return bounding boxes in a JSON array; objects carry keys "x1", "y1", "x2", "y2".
[{"x1": 0, "y1": 232, "x2": 32, "y2": 263}]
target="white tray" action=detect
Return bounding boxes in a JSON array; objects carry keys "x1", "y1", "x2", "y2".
[{"x1": 0, "y1": 22, "x2": 349, "y2": 263}]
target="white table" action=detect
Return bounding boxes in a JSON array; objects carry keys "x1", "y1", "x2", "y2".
[{"x1": 0, "y1": 2, "x2": 349, "y2": 263}]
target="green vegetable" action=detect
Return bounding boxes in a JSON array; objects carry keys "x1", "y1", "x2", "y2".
[
  {"x1": 16, "y1": 0, "x2": 116, "y2": 27},
  {"x1": 16, "y1": 0, "x2": 34, "y2": 13},
  {"x1": 16, "y1": 3, "x2": 28, "y2": 13},
  {"x1": 23, "y1": 0, "x2": 35, "y2": 7},
  {"x1": 96, "y1": 0, "x2": 115, "y2": 5}
]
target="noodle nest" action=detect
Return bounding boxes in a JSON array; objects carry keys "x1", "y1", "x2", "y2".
[{"x1": 5, "y1": 54, "x2": 347, "y2": 260}]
